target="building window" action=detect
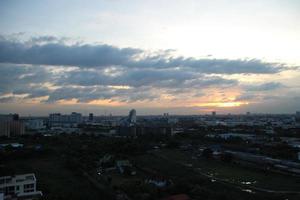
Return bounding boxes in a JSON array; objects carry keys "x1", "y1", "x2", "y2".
[
  {"x1": 24, "y1": 189, "x2": 34, "y2": 193},
  {"x1": 24, "y1": 183, "x2": 34, "y2": 189},
  {"x1": 5, "y1": 178, "x2": 12, "y2": 184},
  {"x1": 24, "y1": 183, "x2": 35, "y2": 193},
  {"x1": 6, "y1": 186, "x2": 15, "y2": 195},
  {"x1": 16, "y1": 185, "x2": 20, "y2": 190}
]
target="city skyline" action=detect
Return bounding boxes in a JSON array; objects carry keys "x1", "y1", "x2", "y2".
[{"x1": 1, "y1": 0, "x2": 300, "y2": 115}]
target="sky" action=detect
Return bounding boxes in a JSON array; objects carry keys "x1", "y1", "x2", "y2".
[{"x1": 0, "y1": 0, "x2": 300, "y2": 115}]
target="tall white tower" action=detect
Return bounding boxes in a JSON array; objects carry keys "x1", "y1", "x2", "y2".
[{"x1": 128, "y1": 109, "x2": 136, "y2": 124}]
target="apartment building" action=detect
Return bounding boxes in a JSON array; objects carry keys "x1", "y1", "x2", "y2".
[{"x1": 0, "y1": 173, "x2": 42, "y2": 200}]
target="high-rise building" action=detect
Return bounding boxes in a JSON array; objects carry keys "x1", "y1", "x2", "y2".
[
  {"x1": 296, "y1": 111, "x2": 300, "y2": 123},
  {"x1": 0, "y1": 114, "x2": 25, "y2": 137},
  {"x1": 12, "y1": 114, "x2": 19, "y2": 121},
  {"x1": 48, "y1": 112, "x2": 82, "y2": 127},
  {"x1": 0, "y1": 121, "x2": 10, "y2": 137},
  {"x1": 119, "y1": 109, "x2": 137, "y2": 127},
  {"x1": 128, "y1": 109, "x2": 136, "y2": 124},
  {"x1": 25, "y1": 119, "x2": 45, "y2": 130},
  {"x1": 0, "y1": 114, "x2": 14, "y2": 122},
  {"x1": 10, "y1": 121, "x2": 25, "y2": 136},
  {"x1": 212, "y1": 111, "x2": 216, "y2": 116},
  {"x1": 69, "y1": 112, "x2": 82, "y2": 123},
  {"x1": 89, "y1": 113, "x2": 94, "y2": 122}
]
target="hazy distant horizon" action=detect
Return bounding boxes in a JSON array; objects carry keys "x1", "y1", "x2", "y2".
[{"x1": 0, "y1": 105, "x2": 299, "y2": 117}]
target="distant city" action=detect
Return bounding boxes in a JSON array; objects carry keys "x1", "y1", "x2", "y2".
[
  {"x1": 1, "y1": 110, "x2": 300, "y2": 200},
  {"x1": 1, "y1": 110, "x2": 300, "y2": 137}
]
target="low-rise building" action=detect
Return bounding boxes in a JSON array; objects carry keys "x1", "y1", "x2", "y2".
[{"x1": 0, "y1": 173, "x2": 42, "y2": 200}]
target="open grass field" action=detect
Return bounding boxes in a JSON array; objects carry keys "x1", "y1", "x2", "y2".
[{"x1": 154, "y1": 149, "x2": 300, "y2": 192}]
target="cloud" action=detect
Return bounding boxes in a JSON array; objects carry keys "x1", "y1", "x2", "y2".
[
  {"x1": 28, "y1": 35, "x2": 71, "y2": 45},
  {"x1": 0, "y1": 37, "x2": 141, "y2": 68},
  {"x1": 0, "y1": 96, "x2": 15, "y2": 103},
  {"x1": 45, "y1": 85, "x2": 158, "y2": 103},
  {"x1": 0, "y1": 63, "x2": 238, "y2": 103},
  {"x1": 244, "y1": 82, "x2": 284, "y2": 91},
  {"x1": 0, "y1": 35, "x2": 289, "y2": 74},
  {"x1": 235, "y1": 94, "x2": 257, "y2": 101},
  {"x1": 0, "y1": 35, "x2": 297, "y2": 106},
  {"x1": 0, "y1": 64, "x2": 53, "y2": 94}
]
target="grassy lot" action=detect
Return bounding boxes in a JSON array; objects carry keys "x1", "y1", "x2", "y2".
[{"x1": 156, "y1": 149, "x2": 300, "y2": 191}]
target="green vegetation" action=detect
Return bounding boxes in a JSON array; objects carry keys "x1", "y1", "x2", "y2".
[
  {"x1": 155, "y1": 149, "x2": 300, "y2": 191},
  {"x1": 1, "y1": 134, "x2": 300, "y2": 200}
]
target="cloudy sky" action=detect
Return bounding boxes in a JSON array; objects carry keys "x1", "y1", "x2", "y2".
[{"x1": 0, "y1": 0, "x2": 300, "y2": 115}]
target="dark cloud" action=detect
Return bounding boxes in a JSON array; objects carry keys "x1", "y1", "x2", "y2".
[
  {"x1": 235, "y1": 82, "x2": 286, "y2": 102},
  {"x1": 130, "y1": 56, "x2": 285, "y2": 74},
  {"x1": 0, "y1": 35, "x2": 296, "y2": 105},
  {"x1": 0, "y1": 37, "x2": 141, "y2": 67},
  {"x1": 45, "y1": 86, "x2": 158, "y2": 103},
  {"x1": 19, "y1": 86, "x2": 50, "y2": 99},
  {"x1": 0, "y1": 64, "x2": 53, "y2": 95},
  {"x1": 0, "y1": 35, "x2": 289, "y2": 74},
  {"x1": 59, "y1": 68, "x2": 198, "y2": 88},
  {"x1": 235, "y1": 94, "x2": 257, "y2": 101},
  {"x1": 29, "y1": 35, "x2": 69, "y2": 44},
  {"x1": 56, "y1": 67, "x2": 238, "y2": 92},
  {"x1": 244, "y1": 82, "x2": 284, "y2": 91},
  {"x1": 0, "y1": 96, "x2": 15, "y2": 103},
  {"x1": 0, "y1": 63, "x2": 238, "y2": 103}
]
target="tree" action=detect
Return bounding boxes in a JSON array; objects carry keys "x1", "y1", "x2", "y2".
[{"x1": 202, "y1": 148, "x2": 213, "y2": 159}]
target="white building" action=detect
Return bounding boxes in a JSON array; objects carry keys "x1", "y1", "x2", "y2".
[
  {"x1": 25, "y1": 119, "x2": 45, "y2": 130},
  {"x1": 49, "y1": 112, "x2": 82, "y2": 128},
  {"x1": 120, "y1": 109, "x2": 137, "y2": 127},
  {"x1": 128, "y1": 109, "x2": 136, "y2": 124},
  {"x1": 0, "y1": 173, "x2": 42, "y2": 200}
]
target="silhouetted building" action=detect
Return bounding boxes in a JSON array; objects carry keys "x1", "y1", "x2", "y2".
[
  {"x1": 0, "y1": 121, "x2": 10, "y2": 137},
  {"x1": 89, "y1": 113, "x2": 94, "y2": 122},
  {"x1": 296, "y1": 111, "x2": 300, "y2": 123},
  {"x1": 12, "y1": 114, "x2": 19, "y2": 121},
  {"x1": 10, "y1": 121, "x2": 25, "y2": 136},
  {"x1": 118, "y1": 126, "x2": 137, "y2": 137},
  {"x1": 0, "y1": 114, "x2": 25, "y2": 137},
  {"x1": 136, "y1": 126, "x2": 172, "y2": 136}
]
